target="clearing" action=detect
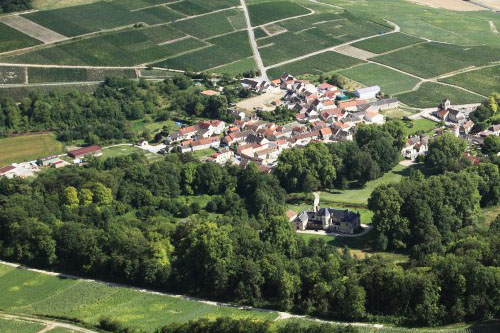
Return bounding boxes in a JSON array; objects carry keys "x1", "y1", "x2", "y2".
[
  {"x1": 236, "y1": 91, "x2": 285, "y2": 113},
  {"x1": 0, "y1": 16, "x2": 68, "y2": 44},
  {"x1": 0, "y1": 134, "x2": 64, "y2": 167},
  {"x1": 0, "y1": 263, "x2": 277, "y2": 332}
]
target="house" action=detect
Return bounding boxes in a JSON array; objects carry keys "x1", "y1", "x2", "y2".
[
  {"x1": 198, "y1": 120, "x2": 226, "y2": 137},
  {"x1": 190, "y1": 137, "x2": 221, "y2": 152},
  {"x1": 368, "y1": 98, "x2": 399, "y2": 111},
  {"x1": 337, "y1": 99, "x2": 367, "y2": 111},
  {"x1": 292, "y1": 206, "x2": 361, "y2": 234},
  {"x1": 354, "y1": 86, "x2": 380, "y2": 99},
  {"x1": 207, "y1": 149, "x2": 234, "y2": 164},
  {"x1": 286, "y1": 210, "x2": 298, "y2": 222},
  {"x1": 68, "y1": 145, "x2": 102, "y2": 159},
  {"x1": 436, "y1": 109, "x2": 449, "y2": 121},
  {"x1": 448, "y1": 109, "x2": 465, "y2": 124},
  {"x1": 0, "y1": 165, "x2": 16, "y2": 178},
  {"x1": 320, "y1": 127, "x2": 333, "y2": 140},
  {"x1": 364, "y1": 111, "x2": 385, "y2": 124},
  {"x1": 460, "y1": 120, "x2": 474, "y2": 135},
  {"x1": 167, "y1": 125, "x2": 198, "y2": 143},
  {"x1": 402, "y1": 135, "x2": 429, "y2": 160}
]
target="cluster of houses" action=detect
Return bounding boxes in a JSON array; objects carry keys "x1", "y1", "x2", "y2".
[{"x1": 163, "y1": 74, "x2": 401, "y2": 169}]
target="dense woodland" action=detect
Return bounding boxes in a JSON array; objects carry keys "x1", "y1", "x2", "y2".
[
  {"x1": 0, "y1": 76, "x2": 243, "y2": 143},
  {"x1": 0, "y1": 0, "x2": 31, "y2": 13}
]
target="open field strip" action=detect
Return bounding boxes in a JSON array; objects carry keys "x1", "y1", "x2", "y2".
[
  {"x1": 0, "y1": 15, "x2": 68, "y2": 44},
  {"x1": 0, "y1": 134, "x2": 64, "y2": 167}
]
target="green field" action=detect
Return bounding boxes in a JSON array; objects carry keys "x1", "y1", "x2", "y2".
[
  {"x1": 0, "y1": 264, "x2": 277, "y2": 331},
  {"x1": 439, "y1": 66, "x2": 500, "y2": 97},
  {"x1": 208, "y1": 57, "x2": 257, "y2": 75},
  {"x1": 168, "y1": 0, "x2": 239, "y2": 16},
  {"x1": 0, "y1": 134, "x2": 65, "y2": 167},
  {"x1": 171, "y1": 9, "x2": 244, "y2": 39},
  {"x1": 373, "y1": 43, "x2": 500, "y2": 79},
  {"x1": 338, "y1": 63, "x2": 420, "y2": 95},
  {"x1": 258, "y1": 11, "x2": 391, "y2": 66},
  {"x1": 319, "y1": 163, "x2": 414, "y2": 205},
  {"x1": 0, "y1": 317, "x2": 45, "y2": 333},
  {"x1": 0, "y1": 84, "x2": 99, "y2": 102},
  {"x1": 0, "y1": 23, "x2": 40, "y2": 53},
  {"x1": 154, "y1": 31, "x2": 252, "y2": 71},
  {"x1": 397, "y1": 82, "x2": 483, "y2": 108},
  {"x1": 28, "y1": 67, "x2": 137, "y2": 83},
  {"x1": 351, "y1": 32, "x2": 424, "y2": 54},
  {"x1": 0, "y1": 66, "x2": 26, "y2": 84},
  {"x1": 248, "y1": 1, "x2": 310, "y2": 26},
  {"x1": 267, "y1": 51, "x2": 364, "y2": 79},
  {"x1": 381, "y1": 108, "x2": 414, "y2": 119},
  {"x1": 3, "y1": 26, "x2": 205, "y2": 66},
  {"x1": 404, "y1": 119, "x2": 438, "y2": 136}
]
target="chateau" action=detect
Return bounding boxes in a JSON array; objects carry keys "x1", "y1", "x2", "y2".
[{"x1": 293, "y1": 206, "x2": 361, "y2": 234}]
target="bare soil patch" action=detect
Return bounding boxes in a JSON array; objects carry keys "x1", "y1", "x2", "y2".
[
  {"x1": 335, "y1": 45, "x2": 376, "y2": 60},
  {"x1": 406, "y1": 0, "x2": 485, "y2": 11},
  {"x1": 0, "y1": 16, "x2": 68, "y2": 43},
  {"x1": 236, "y1": 91, "x2": 284, "y2": 114}
]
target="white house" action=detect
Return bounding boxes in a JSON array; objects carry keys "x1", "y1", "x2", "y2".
[{"x1": 354, "y1": 86, "x2": 380, "y2": 99}]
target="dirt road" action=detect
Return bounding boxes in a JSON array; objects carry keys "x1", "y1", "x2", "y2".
[{"x1": 0, "y1": 312, "x2": 97, "y2": 333}]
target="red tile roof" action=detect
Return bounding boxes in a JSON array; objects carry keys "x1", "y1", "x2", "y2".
[
  {"x1": 68, "y1": 145, "x2": 101, "y2": 157},
  {"x1": 201, "y1": 90, "x2": 219, "y2": 96},
  {"x1": 0, "y1": 165, "x2": 15, "y2": 174}
]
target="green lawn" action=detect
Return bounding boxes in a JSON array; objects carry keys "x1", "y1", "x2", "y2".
[
  {"x1": 129, "y1": 119, "x2": 179, "y2": 136},
  {"x1": 190, "y1": 148, "x2": 218, "y2": 159},
  {"x1": 0, "y1": 263, "x2": 277, "y2": 332},
  {"x1": 338, "y1": 63, "x2": 420, "y2": 95},
  {"x1": 0, "y1": 134, "x2": 65, "y2": 167},
  {"x1": 404, "y1": 119, "x2": 438, "y2": 136},
  {"x1": 439, "y1": 66, "x2": 500, "y2": 97},
  {"x1": 0, "y1": 317, "x2": 45, "y2": 333},
  {"x1": 381, "y1": 108, "x2": 414, "y2": 119},
  {"x1": 319, "y1": 163, "x2": 416, "y2": 205},
  {"x1": 397, "y1": 82, "x2": 482, "y2": 108}
]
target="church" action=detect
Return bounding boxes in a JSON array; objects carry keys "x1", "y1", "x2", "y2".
[{"x1": 293, "y1": 206, "x2": 361, "y2": 234}]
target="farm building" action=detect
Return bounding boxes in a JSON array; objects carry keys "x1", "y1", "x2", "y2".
[
  {"x1": 68, "y1": 145, "x2": 102, "y2": 159},
  {"x1": 37, "y1": 155, "x2": 59, "y2": 167},
  {"x1": 0, "y1": 165, "x2": 16, "y2": 178},
  {"x1": 354, "y1": 86, "x2": 380, "y2": 99}
]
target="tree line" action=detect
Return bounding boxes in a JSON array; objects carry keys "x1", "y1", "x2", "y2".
[
  {"x1": 0, "y1": 0, "x2": 31, "y2": 13},
  {"x1": 2, "y1": 145, "x2": 500, "y2": 327}
]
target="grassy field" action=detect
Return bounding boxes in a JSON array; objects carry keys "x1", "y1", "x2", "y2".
[
  {"x1": 373, "y1": 43, "x2": 500, "y2": 79},
  {"x1": 0, "y1": 264, "x2": 277, "y2": 332},
  {"x1": 248, "y1": 1, "x2": 310, "y2": 26},
  {"x1": 404, "y1": 119, "x2": 438, "y2": 136},
  {"x1": 28, "y1": 67, "x2": 137, "y2": 83},
  {"x1": 439, "y1": 66, "x2": 500, "y2": 97},
  {"x1": 381, "y1": 108, "x2": 414, "y2": 119},
  {"x1": 318, "y1": 163, "x2": 416, "y2": 205},
  {"x1": 171, "y1": 9, "x2": 243, "y2": 39},
  {"x1": 0, "y1": 134, "x2": 64, "y2": 167},
  {"x1": 0, "y1": 84, "x2": 99, "y2": 102},
  {"x1": 397, "y1": 82, "x2": 483, "y2": 108},
  {"x1": 0, "y1": 23, "x2": 40, "y2": 53},
  {"x1": 338, "y1": 63, "x2": 420, "y2": 95},
  {"x1": 351, "y1": 32, "x2": 424, "y2": 54},
  {"x1": 0, "y1": 66, "x2": 26, "y2": 84},
  {"x1": 267, "y1": 51, "x2": 364, "y2": 79},
  {"x1": 0, "y1": 317, "x2": 45, "y2": 333},
  {"x1": 129, "y1": 119, "x2": 179, "y2": 136},
  {"x1": 3, "y1": 26, "x2": 205, "y2": 66}
]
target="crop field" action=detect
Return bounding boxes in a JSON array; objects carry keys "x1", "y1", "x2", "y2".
[
  {"x1": 168, "y1": 0, "x2": 239, "y2": 16},
  {"x1": 373, "y1": 42, "x2": 500, "y2": 79},
  {"x1": 0, "y1": 66, "x2": 26, "y2": 84},
  {"x1": 0, "y1": 23, "x2": 41, "y2": 54},
  {"x1": 338, "y1": 63, "x2": 420, "y2": 95},
  {"x1": 0, "y1": 84, "x2": 99, "y2": 101},
  {"x1": 259, "y1": 11, "x2": 392, "y2": 66},
  {"x1": 248, "y1": 1, "x2": 311, "y2": 26},
  {"x1": 267, "y1": 51, "x2": 364, "y2": 79},
  {"x1": 0, "y1": 134, "x2": 64, "y2": 166},
  {"x1": 351, "y1": 32, "x2": 424, "y2": 54},
  {"x1": 0, "y1": 317, "x2": 44, "y2": 333},
  {"x1": 155, "y1": 31, "x2": 252, "y2": 71},
  {"x1": 439, "y1": 66, "x2": 500, "y2": 97},
  {"x1": 28, "y1": 67, "x2": 137, "y2": 83},
  {"x1": 0, "y1": 264, "x2": 277, "y2": 331},
  {"x1": 397, "y1": 82, "x2": 483, "y2": 108},
  {"x1": 2, "y1": 26, "x2": 207, "y2": 66},
  {"x1": 208, "y1": 57, "x2": 257, "y2": 75},
  {"x1": 171, "y1": 9, "x2": 244, "y2": 39}
]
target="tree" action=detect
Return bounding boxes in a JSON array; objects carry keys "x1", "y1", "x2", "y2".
[
  {"x1": 483, "y1": 135, "x2": 500, "y2": 155},
  {"x1": 261, "y1": 216, "x2": 298, "y2": 257},
  {"x1": 425, "y1": 133, "x2": 467, "y2": 174},
  {"x1": 63, "y1": 186, "x2": 79, "y2": 208}
]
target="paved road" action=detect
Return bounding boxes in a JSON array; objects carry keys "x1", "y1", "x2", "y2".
[
  {"x1": 0, "y1": 312, "x2": 97, "y2": 333},
  {"x1": 240, "y1": 0, "x2": 269, "y2": 82}
]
